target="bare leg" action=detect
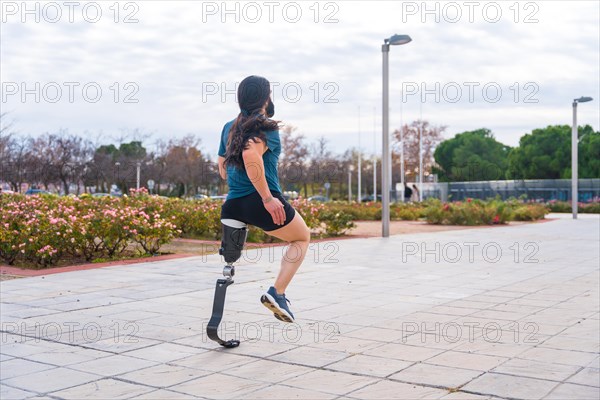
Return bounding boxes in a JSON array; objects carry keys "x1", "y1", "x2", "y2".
[{"x1": 265, "y1": 212, "x2": 310, "y2": 294}]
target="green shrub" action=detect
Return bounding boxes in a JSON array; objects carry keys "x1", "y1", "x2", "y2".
[
  {"x1": 546, "y1": 200, "x2": 600, "y2": 214},
  {"x1": 423, "y1": 198, "x2": 541, "y2": 226}
]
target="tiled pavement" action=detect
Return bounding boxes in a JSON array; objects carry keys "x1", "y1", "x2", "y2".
[{"x1": 1, "y1": 213, "x2": 598, "y2": 399}]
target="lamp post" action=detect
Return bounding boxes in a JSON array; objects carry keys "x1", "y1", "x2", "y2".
[
  {"x1": 400, "y1": 127, "x2": 405, "y2": 202},
  {"x1": 358, "y1": 106, "x2": 362, "y2": 203},
  {"x1": 382, "y1": 33, "x2": 412, "y2": 237},
  {"x1": 419, "y1": 124, "x2": 423, "y2": 202},
  {"x1": 373, "y1": 107, "x2": 377, "y2": 202},
  {"x1": 572, "y1": 96, "x2": 593, "y2": 219},
  {"x1": 114, "y1": 162, "x2": 121, "y2": 193},
  {"x1": 348, "y1": 164, "x2": 354, "y2": 202},
  {"x1": 136, "y1": 161, "x2": 142, "y2": 190}
]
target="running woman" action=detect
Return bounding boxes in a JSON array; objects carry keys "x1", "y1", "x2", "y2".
[{"x1": 217, "y1": 75, "x2": 310, "y2": 323}]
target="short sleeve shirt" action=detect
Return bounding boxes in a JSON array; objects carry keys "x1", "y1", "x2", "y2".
[{"x1": 218, "y1": 119, "x2": 282, "y2": 199}]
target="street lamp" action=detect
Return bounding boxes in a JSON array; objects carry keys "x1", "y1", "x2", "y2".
[
  {"x1": 400, "y1": 127, "x2": 405, "y2": 202},
  {"x1": 348, "y1": 164, "x2": 355, "y2": 202},
  {"x1": 382, "y1": 33, "x2": 412, "y2": 237},
  {"x1": 572, "y1": 96, "x2": 593, "y2": 219},
  {"x1": 419, "y1": 124, "x2": 423, "y2": 201},
  {"x1": 136, "y1": 161, "x2": 142, "y2": 190}
]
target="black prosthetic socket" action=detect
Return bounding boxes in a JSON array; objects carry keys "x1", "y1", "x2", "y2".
[{"x1": 219, "y1": 224, "x2": 248, "y2": 264}]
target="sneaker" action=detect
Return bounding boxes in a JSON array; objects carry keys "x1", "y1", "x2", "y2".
[{"x1": 261, "y1": 286, "x2": 295, "y2": 323}]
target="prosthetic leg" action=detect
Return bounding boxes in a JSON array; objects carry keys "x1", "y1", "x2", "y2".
[{"x1": 206, "y1": 219, "x2": 248, "y2": 348}]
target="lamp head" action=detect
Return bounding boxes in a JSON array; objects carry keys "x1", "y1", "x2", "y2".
[
  {"x1": 387, "y1": 34, "x2": 412, "y2": 45},
  {"x1": 575, "y1": 96, "x2": 593, "y2": 103}
]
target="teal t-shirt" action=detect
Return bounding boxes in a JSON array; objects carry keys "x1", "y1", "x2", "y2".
[{"x1": 218, "y1": 119, "x2": 282, "y2": 199}]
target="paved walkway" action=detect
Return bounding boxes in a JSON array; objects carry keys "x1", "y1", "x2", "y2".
[{"x1": 1, "y1": 214, "x2": 599, "y2": 399}]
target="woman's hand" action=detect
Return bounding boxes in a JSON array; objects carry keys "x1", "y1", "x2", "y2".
[{"x1": 263, "y1": 196, "x2": 286, "y2": 226}]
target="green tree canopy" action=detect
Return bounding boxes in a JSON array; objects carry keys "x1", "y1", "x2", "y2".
[
  {"x1": 579, "y1": 126, "x2": 600, "y2": 178},
  {"x1": 507, "y1": 125, "x2": 599, "y2": 179},
  {"x1": 433, "y1": 128, "x2": 511, "y2": 182}
]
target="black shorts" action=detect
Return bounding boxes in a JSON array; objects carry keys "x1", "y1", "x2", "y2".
[{"x1": 221, "y1": 190, "x2": 296, "y2": 232}]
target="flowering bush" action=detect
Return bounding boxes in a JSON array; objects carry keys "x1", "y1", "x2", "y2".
[
  {"x1": 0, "y1": 192, "x2": 179, "y2": 267},
  {"x1": 314, "y1": 201, "x2": 427, "y2": 221},
  {"x1": 423, "y1": 198, "x2": 546, "y2": 225},
  {"x1": 546, "y1": 200, "x2": 600, "y2": 214}
]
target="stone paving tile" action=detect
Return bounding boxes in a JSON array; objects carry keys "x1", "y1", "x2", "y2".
[
  {"x1": 2, "y1": 358, "x2": 59, "y2": 379},
  {"x1": 439, "y1": 392, "x2": 492, "y2": 399},
  {"x1": 588, "y1": 357, "x2": 600, "y2": 369},
  {"x1": 283, "y1": 369, "x2": 378, "y2": 396},
  {"x1": 223, "y1": 359, "x2": 314, "y2": 384},
  {"x1": 395, "y1": 333, "x2": 467, "y2": 351},
  {"x1": 50, "y1": 377, "x2": 154, "y2": 398},
  {"x1": 122, "y1": 342, "x2": 209, "y2": 363},
  {"x1": 309, "y1": 335, "x2": 385, "y2": 354},
  {"x1": 23, "y1": 345, "x2": 113, "y2": 366},
  {"x1": 79, "y1": 336, "x2": 162, "y2": 353},
  {"x1": 462, "y1": 372, "x2": 559, "y2": 399},
  {"x1": 566, "y1": 367, "x2": 600, "y2": 387},
  {"x1": 543, "y1": 382, "x2": 600, "y2": 399},
  {"x1": 243, "y1": 384, "x2": 338, "y2": 399},
  {"x1": 129, "y1": 388, "x2": 203, "y2": 399},
  {"x1": 516, "y1": 347, "x2": 598, "y2": 367},
  {"x1": 267, "y1": 345, "x2": 350, "y2": 368},
  {"x1": 116, "y1": 363, "x2": 211, "y2": 387},
  {"x1": 0, "y1": 384, "x2": 37, "y2": 400},
  {"x1": 492, "y1": 357, "x2": 581, "y2": 382},
  {"x1": 389, "y1": 363, "x2": 483, "y2": 389},
  {"x1": 344, "y1": 326, "x2": 417, "y2": 344},
  {"x1": 168, "y1": 373, "x2": 268, "y2": 399},
  {"x1": 362, "y1": 342, "x2": 444, "y2": 362},
  {"x1": 1, "y1": 367, "x2": 100, "y2": 394},
  {"x1": 347, "y1": 379, "x2": 449, "y2": 399},
  {"x1": 451, "y1": 338, "x2": 534, "y2": 358},
  {"x1": 172, "y1": 351, "x2": 257, "y2": 372},
  {"x1": 426, "y1": 351, "x2": 509, "y2": 371},
  {"x1": 209, "y1": 338, "x2": 297, "y2": 358},
  {"x1": 327, "y1": 354, "x2": 413, "y2": 378},
  {"x1": 68, "y1": 354, "x2": 159, "y2": 376},
  {"x1": 0, "y1": 338, "x2": 67, "y2": 358}
]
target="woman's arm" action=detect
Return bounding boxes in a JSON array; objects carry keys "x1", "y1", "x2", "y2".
[
  {"x1": 242, "y1": 139, "x2": 286, "y2": 226},
  {"x1": 218, "y1": 156, "x2": 227, "y2": 180}
]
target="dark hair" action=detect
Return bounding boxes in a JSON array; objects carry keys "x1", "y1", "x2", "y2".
[{"x1": 224, "y1": 75, "x2": 279, "y2": 170}]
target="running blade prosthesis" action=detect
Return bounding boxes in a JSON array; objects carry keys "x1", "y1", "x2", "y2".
[{"x1": 206, "y1": 219, "x2": 248, "y2": 348}]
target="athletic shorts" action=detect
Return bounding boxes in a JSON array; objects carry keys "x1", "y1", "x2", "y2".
[{"x1": 221, "y1": 190, "x2": 296, "y2": 232}]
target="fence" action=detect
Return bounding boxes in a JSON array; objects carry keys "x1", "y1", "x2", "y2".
[{"x1": 413, "y1": 179, "x2": 600, "y2": 202}]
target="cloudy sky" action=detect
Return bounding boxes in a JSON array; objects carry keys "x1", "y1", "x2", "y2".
[{"x1": 1, "y1": 0, "x2": 599, "y2": 158}]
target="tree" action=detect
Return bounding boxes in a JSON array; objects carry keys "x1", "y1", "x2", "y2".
[
  {"x1": 392, "y1": 120, "x2": 445, "y2": 183},
  {"x1": 279, "y1": 125, "x2": 309, "y2": 196},
  {"x1": 114, "y1": 141, "x2": 147, "y2": 193},
  {"x1": 29, "y1": 131, "x2": 90, "y2": 194},
  {"x1": 307, "y1": 136, "x2": 338, "y2": 197},
  {"x1": 433, "y1": 128, "x2": 511, "y2": 181},
  {"x1": 507, "y1": 125, "x2": 572, "y2": 179},
  {"x1": 578, "y1": 126, "x2": 600, "y2": 179},
  {"x1": 89, "y1": 144, "x2": 119, "y2": 192},
  {"x1": 162, "y1": 135, "x2": 210, "y2": 197}
]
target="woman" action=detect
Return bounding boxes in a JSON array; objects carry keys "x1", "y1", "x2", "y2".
[
  {"x1": 411, "y1": 184, "x2": 420, "y2": 202},
  {"x1": 217, "y1": 75, "x2": 310, "y2": 323}
]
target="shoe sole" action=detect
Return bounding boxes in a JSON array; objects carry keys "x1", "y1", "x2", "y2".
[{"x1": 261, "y1": 294, "x2": 294, "y2": 323}]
